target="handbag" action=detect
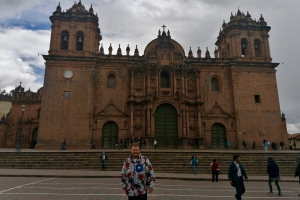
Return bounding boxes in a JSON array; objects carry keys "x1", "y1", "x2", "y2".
[{"x1": 217, "y1": 169, "x2": 220, "y2": 175}]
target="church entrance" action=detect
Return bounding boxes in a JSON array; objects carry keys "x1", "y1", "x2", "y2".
[
  {"x1": 211, "y1": 123, "x2": 227, "y2": 149},
  {"x1": 155, "y1": 103, "x2": 178, "y2": 148},
  {"x1": 30, "y1": 128, "x2": 38, "y2": 149},
  {"x1": 102, "y1": 121, "x2": 118, "y2": 149}
]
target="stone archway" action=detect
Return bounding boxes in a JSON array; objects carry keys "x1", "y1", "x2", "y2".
[
  {"x1": 30, "y1": 128, "x2": 38, "y2": 149},
  {"x1": 211, "y1": 123, "x2": 227, "y2": 149},
  {"x1": 155, "y1": 103, "x2": 178, "y2": 148},
  {"x1": 102, "y1": 121, "x2": 118, "y2": 149}
]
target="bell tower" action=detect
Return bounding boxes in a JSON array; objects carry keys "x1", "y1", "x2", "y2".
[
  {"x1": 49, "y1": 1, "x2": 101, "y2": 56},
  {"x1": 215, "y1": 9, "x2": 272, "y2": 62}
]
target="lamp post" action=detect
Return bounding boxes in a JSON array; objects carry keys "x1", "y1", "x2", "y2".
[{"x1": 16, "y1": 105, "x2": 26, "y2": 152}]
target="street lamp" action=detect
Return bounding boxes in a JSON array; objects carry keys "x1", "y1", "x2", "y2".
[{"x1": 16, "y1": 105, "x2": 26, "y2": 152}]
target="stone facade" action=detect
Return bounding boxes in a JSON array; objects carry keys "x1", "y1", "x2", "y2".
[{"x1": 1, "y1": 1, "x2": 288, "y2": 149}]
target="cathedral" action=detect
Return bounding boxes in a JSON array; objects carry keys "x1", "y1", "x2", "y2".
[{"x1": 0, "y1": 1, "x2": 288, "y2": 149}]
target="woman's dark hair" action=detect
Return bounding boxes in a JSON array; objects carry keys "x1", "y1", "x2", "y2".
[{"x1": 213, "y1": 159, "x2": 216, "y2": 162}]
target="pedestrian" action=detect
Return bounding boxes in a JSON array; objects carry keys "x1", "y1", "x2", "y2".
[
  {"x1": 271, "y1": 142, "x2": 275, "y2": 150},
  {"x1": 263, "y1": 139, "x2": 269, "y2": 152},
  {"x1": 154, "y1": 139, "x2": 158, "y2": 150},
  {"x1": 274, "y1": 142, "x2": 278, "y2": 150},
  {"x1": 279, "y1": 141, "x2": 284, "y2": 150},
  {"x1": 115, "y1": 139, "x2": 119, "y2": 149},
  {"x1": 101, "y1": 152, "x2": 108, "y2": 170},
  {"x1": 121, "y1": 143, "x2": 155, "y2": 199},
  {"x1": 91, "y1": 140, "x2": 96, "y2": 149},
  {"x1": 228, "y1": 155, "x2": 249, "y2": 200},
  {"x1": 227, "y1": 140, "x2": 231, "y2": 149},
  {"x1": 119, "y1": 138, "x2": 123, "y2": 150},
  {"x1": 124, "y1": 138, "x2": 127, "y2": 149},
  {"x1": 211, "y1": 158, "x2": 219, "y2": 182},
  {"x1": 267, "y1": 157, "x2": 282, "y2": 196},
  {"x1": 252, "y1": 141, "x2": 256, "y2": 150},
  {"x1": 242, "y1": 140, "x2": 247, "y2": 150},
  {"x1": 60, "y1": 139, "x2": 66, "y2": 150},
  {"x1": 294, "y1": 157, "x2": 300, "y2": 196},
  {"x1": 293, "y1": 141, "x2": 297, "y2": 150},
  {"x1": 191, "y1": 155, "x2": 198, "y2": 174}
]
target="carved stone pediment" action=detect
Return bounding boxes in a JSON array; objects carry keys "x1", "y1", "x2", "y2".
[
  {"x1": 97, "y1": 103, "x2": 126, "y2": 116},
  {"x1": 205, "y1": 103, "x2": 230, "y2": 117}
]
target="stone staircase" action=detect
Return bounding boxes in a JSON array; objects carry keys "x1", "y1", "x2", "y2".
[{"x1": 0, "y1": 150, "x2": 298, "y2": 175}]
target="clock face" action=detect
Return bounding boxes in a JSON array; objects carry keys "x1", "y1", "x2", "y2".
[{"x1": 63, "y1": 70, "x2": 73, "y2": 79}]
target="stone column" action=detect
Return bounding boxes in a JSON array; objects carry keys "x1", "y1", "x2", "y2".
[
  {"x1": 130, "y1": 105, "x2": 134, "y2": 136},
  {"x1": 182, "y1": 107, "x2": 186, "y2": 136},
  {"x1": 131, "y1": 70, "x2": 134, "y2": 94},
  {"x1": 147, "y1": 107, "x2": 151, "y2": 136}
]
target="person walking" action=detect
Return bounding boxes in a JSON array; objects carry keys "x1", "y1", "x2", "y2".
[
  {"x1": 191, "y1": 155, "x2": 198, "y2": 174},
  {"x1": 263, "y1": 139, "x2": 269, "y2": 152},
  {"x1": 228, "y1": 155, "x2": 249, "y2": 200},
  {"x1": 144, "y1": 139, "x2": 148, "y2": 149},
  {"x1": 121, "y1": 143, "x2": 155, "y2": 200},
  {"x1": 100, "y1": 152, "x2": 108, "y2": 170},
  {"x1": 279, "y1": 141, "x2": 284, "y2": 150},
  {"x1": 227, "y1": 140, "x2": 231, "y2": 149},
  {"x1": 154, "y1": 139, "x2": 158, "y2": 150},
  {"x1": 60, "y1": 139, "x2": 66, "y2": 150},
  {"x1": 242, "y1": 140, "x2": 247, "y2": 150},
  {"x1": 211, "y1": 158, "x2": 219, "y2": 182},
  {"x1": 252, "y1": 141, "x2": 256, "y2": 150},
  {"x1": 267, "y1": 157, "x2": 281, "y2": 196},
  {"x1": 294, "y1": 157, "x2": 300, "y2": 196}
]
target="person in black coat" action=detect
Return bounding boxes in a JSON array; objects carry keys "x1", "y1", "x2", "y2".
[
  {"x1": 294, "y1": 157, "x2": 300, "y2": 196},
  {"x1": 267, "y1": 157, "x2": 281, "y2": 196},
  {"x1": 228, "y1": 155, "x2": 249, "y2": 200}
]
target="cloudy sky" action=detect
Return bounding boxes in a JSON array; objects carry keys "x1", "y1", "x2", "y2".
[{"x1": 0, "y1": 0, "x2": 299, "y2": 133}]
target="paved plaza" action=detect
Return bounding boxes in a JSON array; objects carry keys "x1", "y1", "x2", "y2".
[{"x1": 1, "y1": 177, "x2": 300, "y2": 200}]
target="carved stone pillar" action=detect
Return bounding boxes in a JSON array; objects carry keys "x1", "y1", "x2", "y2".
[
  {"x1": 181, "y1": 71, "x2": 185, "y2": 94},
  {"x1": 147, "y1": 69, "x2": 150, "y2": 93},
  {"x1": 131, "y1": 70, "x2": 134, "y2": 94},
  {"x1": 186, "y1": 109, "x2": 189, "y2": 137},
  {"x1": 182, "y1": 107, "x2": 186, "y2": 136},
  {"x1": 147, "y1": 107, "x2": 151, "y2": 136},
  {"x1": 130, "y1": 105, "x2": 134, "y2": 136},
  {"x1": 156, "y1": 70, "x2": 159, "y2": 93}
]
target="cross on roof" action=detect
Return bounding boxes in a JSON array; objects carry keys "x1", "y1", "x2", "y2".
[{"x1": 162, "y1": 25, "x2": 166, "y2": 32}]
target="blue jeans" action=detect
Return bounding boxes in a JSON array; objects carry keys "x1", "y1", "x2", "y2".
[
  {"x1": 193, "y1": 166, "x2": 197, "y2": 174},
  {"x1": 102, "y1": 161, "x2": 106, "y2": 169},
  {"x1": 235, "y1": 177, "x2": 245, "y2": 200}
]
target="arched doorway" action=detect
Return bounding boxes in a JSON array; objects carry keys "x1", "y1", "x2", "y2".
[
  {"x1": 155, "y1": 103, "x2": 178, "y2": 148},
  {"x1": 211, "y1": 123, "x2": 227, "y2": 149},
  {"x1": 102, "y1": 121, "x2": 118, "y2": 149},
  {"x1": 30, "y1": 128, "x2": 38, "y2": 149}
]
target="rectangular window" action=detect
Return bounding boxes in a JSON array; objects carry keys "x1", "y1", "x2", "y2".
[
  {"x1": 64, "y1": 91, "x2": 70, "y2": 98},
  {"x1": 254, "y1": 95, "x2": 260, "y2": 103}
]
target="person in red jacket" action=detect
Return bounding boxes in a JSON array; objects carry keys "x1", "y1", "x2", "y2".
[{"x1": 211, "y1": 158, "x2": 219, "y2": 182}]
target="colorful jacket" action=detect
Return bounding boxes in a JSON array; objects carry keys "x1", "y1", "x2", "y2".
[{"x1": 121, "y1": 154, "x2": 155, "y2": 197}]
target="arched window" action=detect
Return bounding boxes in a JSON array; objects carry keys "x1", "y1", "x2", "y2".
[
  {"x1": 241, "y1": 38, "x2": 248, "y2": 57},
  {"x1": 76, "y1": 31, "x2": 84, "y2": 51},
  {"x1": 211, "y1": 78, "x2": 218, "y2": 91},
  {"x1": 254, "y1": 39, "x2": 261, "y2": 57},
  {"x1": 160, "y1": 71, "x2": 170, "y2": 88},
  {"x1": 61, "y1": 30, "x2": 69, "y2": 50},
  {"x1": 108, "y1": 75, "x2": 115, "y2": 88}
]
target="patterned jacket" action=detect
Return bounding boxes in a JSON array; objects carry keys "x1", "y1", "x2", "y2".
[{"x1": 121, "y1": 153, "x2": 155, "y2": 197}]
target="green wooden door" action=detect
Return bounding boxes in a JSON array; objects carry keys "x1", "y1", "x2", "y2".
[
  {"x1": 155, "y1": 104, "x2": 178, "y2": 149},
  {"x1": 211, "y1": 123, "x2": 226, "y2": 149},
  {"x1": 102, "y1": 121, "x2": 118, "y2": 149}
]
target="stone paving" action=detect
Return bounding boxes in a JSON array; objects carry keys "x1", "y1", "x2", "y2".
[{"x1": 1, "y1": 177, "x2": 300, "y2": 200}]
